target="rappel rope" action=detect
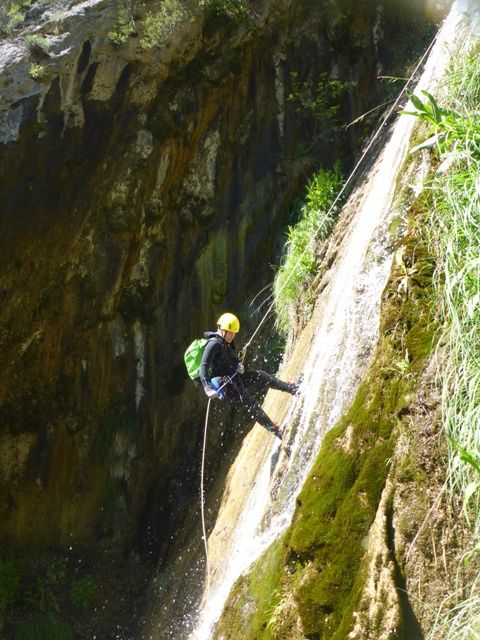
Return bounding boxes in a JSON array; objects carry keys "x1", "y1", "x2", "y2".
[
  {"x1": 198, "y1": 26, "x2": 441, "y2": 600},
  {"x1": 200, "y1": 398, "x2": 212, "y2": 598},
  {"x1": 199, "y1": 373, "x2": 237, "y2": 601}
]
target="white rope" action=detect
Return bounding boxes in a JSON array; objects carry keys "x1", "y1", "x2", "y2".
[{"x1": 200, "y1": 397, "x2": 212, "y2": 598}]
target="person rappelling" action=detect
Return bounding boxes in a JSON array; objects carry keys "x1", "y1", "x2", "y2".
[{"x1": 185, "y1": 312, "x2": 301, "y2": 440}]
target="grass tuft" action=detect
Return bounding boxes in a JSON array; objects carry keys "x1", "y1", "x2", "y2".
[{"x1": 273, "y1": 162, "x2": 343, "y2": 336}]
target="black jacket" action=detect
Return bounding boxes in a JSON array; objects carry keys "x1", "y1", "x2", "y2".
[{"x1": 199, "y1": 331, "x2": 239, "y2": 388}]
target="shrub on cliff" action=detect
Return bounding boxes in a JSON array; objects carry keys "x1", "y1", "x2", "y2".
[
  {"x1": 108, "y1": 0, "x2": 250, "y2": 48},
  {"x1": 273, "y1": 162, "x2": 343, "y2": 336}
]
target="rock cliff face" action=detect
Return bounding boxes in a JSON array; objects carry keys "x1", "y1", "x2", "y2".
[{"x1": 0, "y1": 0, "x2": 435, "y2": 563}]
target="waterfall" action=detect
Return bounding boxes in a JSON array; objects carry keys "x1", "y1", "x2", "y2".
[{"x1": 153, "y1": 3, "x2": 474, "y2": 639}]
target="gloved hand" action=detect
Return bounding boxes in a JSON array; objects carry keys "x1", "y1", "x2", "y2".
[
  {"x1": 204, "y1": 386, "x2": 217, "y2": 399},
  {"x1": 237, "y1": 362, "x2": 245, "y2": 375},
  {"x1": 211, "y1": 376, "x2": 226, "y2": 400}
]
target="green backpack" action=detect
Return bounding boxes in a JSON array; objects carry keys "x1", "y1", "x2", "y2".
[{"x1": 184, "y1": 337, "x2": 208, "y2": 380}]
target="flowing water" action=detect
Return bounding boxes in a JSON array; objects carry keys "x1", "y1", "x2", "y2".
[{"x1": 157, "y1": 3, "x2": 475, "y2": 639}]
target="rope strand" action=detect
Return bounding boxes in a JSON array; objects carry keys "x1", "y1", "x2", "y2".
[{"x1": 200, "y1": 398, "x2": 212, "y2": 598}]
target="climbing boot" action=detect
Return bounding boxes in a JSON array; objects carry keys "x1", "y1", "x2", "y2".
[{"x1": 270, "y1": 424, "x2": 283, "y2": 440}]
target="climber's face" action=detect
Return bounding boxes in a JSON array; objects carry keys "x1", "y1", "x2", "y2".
[{"x1": 219, "y1": 328, "x2": 236, "y2": 344}]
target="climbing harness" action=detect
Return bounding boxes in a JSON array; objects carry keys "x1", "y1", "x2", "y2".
[{"x1": 198, "y1": 26, "x2": 441, "y2": 601}]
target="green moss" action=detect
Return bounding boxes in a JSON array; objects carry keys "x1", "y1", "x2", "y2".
[
  {"x1": 215, "y1": 539, "x2": 286, "y2": 639},
  {"x1": 285, "y1": 382, "x2": 397, "y2": 637}
]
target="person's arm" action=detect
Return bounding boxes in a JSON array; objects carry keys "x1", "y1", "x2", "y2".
[
  {"x1": 200, "y1": 340, "x2": 219, "y2": 389},
  {"x1": 230, "y1": 341, "x2": 243, "y2": 375}
]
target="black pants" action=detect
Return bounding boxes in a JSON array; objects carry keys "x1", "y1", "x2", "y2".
[{"x1": 222, "y1": 370, "x2": 295, "y2": 431}]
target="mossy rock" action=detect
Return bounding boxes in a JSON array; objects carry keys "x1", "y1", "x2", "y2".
[{"x1": 215, "y1": 213, "x2": 438, "y2": 639}]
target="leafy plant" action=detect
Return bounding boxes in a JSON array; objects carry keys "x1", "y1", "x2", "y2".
[
  {"x1": 24, "y1": 33, "x2": 51, "y2": 52},
  {"x1": 108, "y1": 0, "x2": 250, "y2": 49},
  {"x1": 288, "y1": 71, "x2": 354, "y2": 130},
  {"x1": 28, "y1": 62, "x2": 47, "y2": 80},
  {"x1": 404, "y1": 39, "x2": 480, "y2": 640},
  {"x1": 199, "y1": 0, "x2": 249, "y2": 19},
  {"x1": 401, "y1": 89, "x2": 480, "y2": 163},
  {"x1": 69, "y1": 576, "x2": 95, "y2": 611},
  {"x1": 0, "y1": 1, "x2": 53, "y2": 35},
  {"x1": 140, "y1": 0, "x2": 188, "y2": 49},
  {"x1": 46, "y1": 558, "x2": 67, "y2": 586},
  {"x1": 392, "y1": 349, "x2": 410, "y2": 374},
  {"x1": 0, "y1": 1, "x2": 30, "y2": 34},
  {"x1": 274, "y1": 162, "x2": 343, "y2": 336},
  {"x1": 108, "y1": 0, "x2": 136, "y2": 46},
  {"x1": 24, "y1": 578, "x2": 59, "y2": 613}
]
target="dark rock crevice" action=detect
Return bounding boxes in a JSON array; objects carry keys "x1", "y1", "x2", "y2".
[{"x1": 386, "y1": 498, "x2": 424, "y2": 640}]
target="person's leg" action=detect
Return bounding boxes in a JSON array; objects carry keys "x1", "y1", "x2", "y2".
[
  {"x1": 243, "y1": 370, "x2": 300, "y2": 394},
  {"x1": 215, "y1": 375, "x2": 283, "y2": 439},
  {"x1": 241, "y1": 389, "x2": 281, "y2": 436}
]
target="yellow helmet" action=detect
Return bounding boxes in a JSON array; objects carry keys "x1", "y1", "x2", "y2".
[{"x1": 217, "y1": 312, "x2": 240, "y2": 333}]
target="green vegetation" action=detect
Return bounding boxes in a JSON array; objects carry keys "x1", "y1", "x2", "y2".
[
  {"x1": 0, "y1": 1, "x2": 51, "y2": 35},
  {"x1": 403, "y1": 41, "x2": 480, "y2": 639},
  {"x1": 24, "y1": 33, "x2": 51, "y2": 52},
  {"x1": 28, "y1": 62, "x2": 47, "y2": 80},
  {"x1": 108, "y1": 0, "x2": 136, "y2": 45},
  {"x1": 69, "y1": 577, "x2": 95, "y2": 611},
  {"x1": 217, "y1": 540, "x2": 285, "y2": 639},
  {"x1": 0, "y1": 556, "x2": 81, "y2": 639},
  {"x1": 273, "y1": 162, "x2": 343, "y2": 336},
  {"x1": 108, "y1": 0, "x2": 249, "y2": 48},
  {"x1": 0, "y1": 2, "x2": 31, "y2": 34},
  {"x1": 199, "y1": 0, "x2": 249, "y2": 19},
  {"x1": 140, "y1": 0, "x2": 187, "y2": 49},
  {"x1": 288, "y1": 71, "x2": 354, "y2": 130},
  {"x1": 0, "y1": 560, "x2": 21, "y2": 631},
  {"x1": 14, "y1": 612, "x2": 73, "y2": 640}
]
